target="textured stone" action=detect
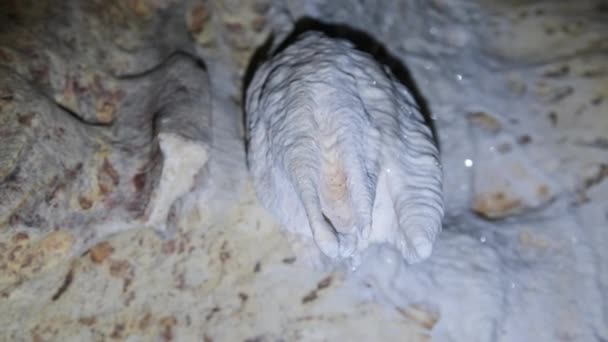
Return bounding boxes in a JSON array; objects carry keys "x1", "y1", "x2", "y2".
[
  {"x1": 0, "y1": 1, "x2": 211, "y2": 288},
  {"x1": 468, "y1": 111, "x2": 556, "y2": 219},
  {"x1": 0, "y1": 1, "x2": 607, "y2": 341}
]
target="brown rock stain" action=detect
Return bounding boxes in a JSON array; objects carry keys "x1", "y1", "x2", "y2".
[
  {"x1": 162, "y1": 240, "x2": 176, "y2": 254},
  {"x1": 519, "y1": 230, "x2": 549, "y2": 250},
  {"x1": 98, "y1": 157, "x2": 120, "y2": 195},
  {"x1": 39, "y1": 231, "x2": 74, "y2": 258},
  {"x1": 127, "y1": 0, "x2": 152, "y2": 17},
  {"x1": 317, "y1": 276, "x2": 332, "y2": 290},
  {"x1": 12, "y1": 232, "x2": 29, "y2": 243},
  {"x1": 188, "y1": 3, "x2": 210, "y2": 34},
  {"x1": 89, "y1": 241, "x2": 114, "y2": 263},
  {"x1": 139, "y1": 312, "x2": 152, "y2": 330},
  {"x1": 78, "y1": 316, "x2": 97, "y2": 326},
  {"x1": 219, "y1": 241, "x2": 230, "y2": 262},
  {"x1": 468, "y1": 112, "x2": 502, "y2": 132},
  {"x1": 78, "y1": 196, "x2": 93, "y2": 210},
  {"x1": 302, "y1": 275, "x2": 333, "y2": 304},
  {"x1": 133, "y1": 172, "x2": 147, "y2": 192},
  {"x1": 537, "y1": 184, "x2": 550, "y2": 198},
  {"x1": 159, "y1": 316, "x2": 177, "y2": 341},
  {"x1": 472, "y1": 191, "x2": 523, "y2": 219},
  {"x1": 109, "y1": 259, "x2": 134, "y2": 292},
  {"x1": 110, "y1": 323, "x2": 126, "y2": 339},
  {"x1": 17, "y1": 112, "x2": 35, "y2": 127},
  {"x1": 301, "y1": 291, "x2": 318, "y2": 304},
  {"x1": 397, "y1": 304, "x2": 440, "y2": 330},
  {"x1": 95, "y1": 98, "x2": 116, "y2": 124}
]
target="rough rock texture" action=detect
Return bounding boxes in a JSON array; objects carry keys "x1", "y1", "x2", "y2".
[
  {"x1": 1, "y1": 185, "x2": 438, "y2": 341},
  {"x1": 0, "y1": 1, "x2": 211, "y2": 289},
  {"x1": 1, "y1": 0, "x2": 607, "y2": 341}
]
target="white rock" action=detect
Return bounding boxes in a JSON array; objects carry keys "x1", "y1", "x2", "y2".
[{"x1": 246, "y1": 32, "x2": 444, "y2": 264}]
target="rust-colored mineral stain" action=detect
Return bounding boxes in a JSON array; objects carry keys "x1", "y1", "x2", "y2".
[
  {"x1": 472, "y1": 191, "x2": 523, "y2": 218},
  {"x1": 110, "y1": 323, "x2": 126, "y2": 339},
  {"x1": 0, "y1": 47, "x2": 15, "y2": 62},
  {"x1": 159, "y1": 316, "x2": 177, "y2": 341},
  {"x1": 98, "y1": 158, "x2": 120, "y2": 195},
  {"x1": 78, "y1": 196, "x2": 93, "y2": 210},
  {"x1": 89, "y1": 241, "x2": 114, "y2": 263},
  {"x1": 301, "y1": 290, "x2": 318, "y2": 304},
  {"x1": 302, "y1": 276, "x2": 333, "y2": 304},
  {"x1": 109, "y1": 259, "x2": 133, "y2": 279},
  {"x1": 133, "y1": 173, "x2": 146, "y2": 192},
  {"x1": 12, "y1": 232, "x2": 29, "y2": 243},
  {"x1": 519, "y1": 230, "x2": 549, "y2": 249},
  {"x1": 139, "y1": 312, "x2": 152, "y2": 330},
  {"x1": 78, "y1": 316, "x2": 97, "y2": 326},
  {"x1": 102, "y1": 158, "x2": 120, "y2": 185},
  {"x1": 468, "y1": 111, "x2": 502, "y2": 132},
  {"x1": 317, "y1": 276, "x2": 332, "y2": 290},
  {"x1": 96, "y1": 100, "x2": 115, "y2": 124},
  {"x1": 397, "y1": 304, "x2": 440, "y2": 330},
  {"x1": 39, "y1": 231, "x2": 74, "y2": 256},
  {"x1": 162, "y1": 240, "x2": 176, "y2": 254},
  {"x1": 17, "y1": 112, "x2": 34, "y2": 127},
  {"x1": 188, "y1": 4, "x2": 210, "y2": 34},
  {"x1": 128, "y1": 0, "x2": 151, "y2": 17},
  {"x1": 537, "y1": 184, "x2": 550, "y2": 198}
]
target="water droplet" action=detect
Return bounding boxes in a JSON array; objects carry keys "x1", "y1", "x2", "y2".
[
  {"x1": 464, "y1": 159, "x2": 474, "y2": 167},
  {"x1": 480, "y1": 236, "x2": 486, "y2": 243},
  {"x1": 456, "y1": 74, "x2": 463, "y2": 81},
  {"x1": 386, "y1": 168, "x2": 391, "y2": 174}
]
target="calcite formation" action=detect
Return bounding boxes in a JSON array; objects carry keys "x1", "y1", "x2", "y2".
[{"x1": 246, "y1": 32, "x2": 444, "y2": 264}]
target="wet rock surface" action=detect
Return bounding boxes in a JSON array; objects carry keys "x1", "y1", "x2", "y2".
[{"x1": 0, "y1": 0, "x2": 607, "y2": 341}]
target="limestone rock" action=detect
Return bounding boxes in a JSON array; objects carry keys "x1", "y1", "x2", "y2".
[{"x1": 0, "y1": 1, "x2": 211, "y2": 288}]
